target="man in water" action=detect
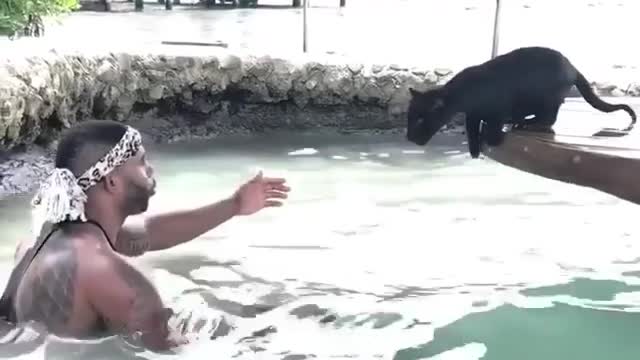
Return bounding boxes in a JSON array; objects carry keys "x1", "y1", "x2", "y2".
[{"x1": 0, "y1": 120, "x2": 290, "y2": 350}]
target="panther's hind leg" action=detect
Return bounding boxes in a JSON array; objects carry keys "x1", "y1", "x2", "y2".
[
  {"x1": 519, "y1": 101, "x2": 561, "y2": 134},
  {"x1": 482, "y1": 118, "x2": 507, "y2": 147}
]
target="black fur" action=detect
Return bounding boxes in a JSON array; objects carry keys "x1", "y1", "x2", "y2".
[{"x1": 405, "y1": 46, "x2": 637, "y2": 158}]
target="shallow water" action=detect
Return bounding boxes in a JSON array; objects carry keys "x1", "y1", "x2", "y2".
[{"x1": 2, "y1": 116, "x2": 640, "y2": 359}]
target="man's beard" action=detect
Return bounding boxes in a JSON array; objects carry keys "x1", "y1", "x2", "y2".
[{"x1": 124, "y1": 180, "x2": 154, "y2": 215}]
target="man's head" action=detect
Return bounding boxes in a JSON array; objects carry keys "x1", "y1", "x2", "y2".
[
  {"x1": 32, "y1": 121, "x2": 155, "y2": 232},
  {"x1": 55, "y1": 120, "x2": 156, "y2": 216},
  {"x1": 406, "y1": 87, "x2": 450, "y2": 146},
  {"x1": 55, "y1": 120, "x2": 155, "y2": 216}
]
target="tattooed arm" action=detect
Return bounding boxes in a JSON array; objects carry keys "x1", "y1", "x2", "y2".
[
  {"x1": 115, "y1": 173, "x2": 290, "y2": 257},
  {"x1": 115, "y1": 197, "x2": 239, "y2": 257},
  {"x1": 113, "y1": 217, "x2": 151, "y2": 257},
  {"x1": 82, "y1": 252, "x2": 187, "y2": 351}
]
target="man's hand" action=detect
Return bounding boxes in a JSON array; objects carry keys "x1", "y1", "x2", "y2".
[{"x1": 232, "y1": 171, "x2": 291, "y2": 216}]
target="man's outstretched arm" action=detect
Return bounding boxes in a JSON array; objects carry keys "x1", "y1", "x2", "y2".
[
  {"x1": 116, "y1": 197, "x2": 239, "y2": 256},
  {"x1": 115, "y1": 172, "x2": 290, "y2": 257}
]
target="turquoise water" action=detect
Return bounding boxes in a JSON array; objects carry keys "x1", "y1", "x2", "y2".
[{"x1": 1, "y1": 130, "x2": 640, "y2": 360}]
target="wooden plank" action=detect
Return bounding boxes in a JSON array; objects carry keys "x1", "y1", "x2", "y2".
[
  {"x1": 485, "y1": 129, "x2": 640, "y2": 204},
  {"x1": 511, "y1": 128, "x2": 640, "y2": 159}
]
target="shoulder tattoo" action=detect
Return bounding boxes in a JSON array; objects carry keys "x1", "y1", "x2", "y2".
[{"x1": 15, "y1": 234, "x2": 77, "y2": 333}]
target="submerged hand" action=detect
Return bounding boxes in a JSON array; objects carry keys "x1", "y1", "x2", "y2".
[
  {"x1": 232, "y1": 171, "x2": 291, "y2": 216},
  {"x1": 167, "y1": 332, "x2": 190, "y2": 348}
]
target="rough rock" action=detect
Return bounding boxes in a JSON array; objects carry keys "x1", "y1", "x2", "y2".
[
  {"x1": 1, "y1": 51, "x2": 638, "y2": 152},
  {"x1": 0, "y1": 51, "x2": 445, "y2": 151},
  {"x1": 0, "y1": 145, "x2": 54, "y2": 197}
]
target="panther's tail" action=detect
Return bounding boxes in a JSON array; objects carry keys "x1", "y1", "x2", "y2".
[{"x1": 574, "y1": 71, "x2": 636, "y2": 131}]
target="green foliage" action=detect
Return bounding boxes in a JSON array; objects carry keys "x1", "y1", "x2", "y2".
[{"x1": 0, "y1": 0, "x2": 79, "y2": 37}]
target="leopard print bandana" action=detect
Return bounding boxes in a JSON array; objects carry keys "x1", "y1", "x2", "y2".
[{"x1": 30, "y1": 126, "x2": 143, "y2": 235}]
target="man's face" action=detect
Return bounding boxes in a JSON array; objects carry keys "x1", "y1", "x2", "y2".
[{"x1": 118, "y1": 146, "x2": 156, "y2": 215}]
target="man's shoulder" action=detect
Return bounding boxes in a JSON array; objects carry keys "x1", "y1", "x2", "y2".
[
  {"x1": 78, "y1": 243, "x2": 161, "y2": 316},
  {"x1": 76, "y1": 245, "x2": 124, "y2": 279},
  {"x1": 77, "y1": 243, "x2": 148, "y2": 291},
  {"x1": 37, "y1": 222, "x2": 100, "y2": 248},
  {"x1": 20, "y1": 224, "x2": 84, "y2": 266},
  {"x1": 63, "y1": 225, "x2": 121, "y2": 280}
]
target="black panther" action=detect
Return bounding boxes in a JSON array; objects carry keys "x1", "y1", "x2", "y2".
[{"x1": 406, "y1": 46, "x2": 637, "y2": 158}]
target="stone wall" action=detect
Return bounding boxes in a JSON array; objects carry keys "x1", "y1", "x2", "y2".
[
  {"x1": 0, "y1": 51, "x2": 443, "y2": 152},
  {"x1": 3, "y1": 50, "x2": 639, "y2": 153}
]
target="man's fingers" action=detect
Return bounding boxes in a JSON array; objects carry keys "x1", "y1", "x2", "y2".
[
  {"x1": 265, "y1": 200, "x2": 283, "y2": 207},
  {"x1": 262, "y1": 180, "x2": 290, "y2": 192},
  {"x1": 263, "y1": 177, "x2": 287, "y2": 185},
  {"x1": 269, "y1": 184, "x2": 291, "y2": 192},
  {"x1": 266, "y1": 190, "x2": 288, "y2": 199}
]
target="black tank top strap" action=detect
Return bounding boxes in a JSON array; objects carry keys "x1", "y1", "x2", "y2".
[
  {"x1": 83, "y1": 219, "x2": 116, "y2": 251},
  {"x1": 25, "y1": 223, "x2": 61, "y2": 272}
]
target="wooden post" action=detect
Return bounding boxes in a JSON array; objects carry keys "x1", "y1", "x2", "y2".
[
  {"x1": 165, "y1": 0, "x2": 172, "y2": 9},
  {"x1": 491, "y1": 0, "x2": 501, "y2": 58},
  {"x1": 135, "y1": 0, "x2": 143, "y2": 11},
  {"x1": 103, "y1": 0, "x2": 111, "y2": 11},
  {"x1": 293, "y1": 0, "x2": 301, "y2": 7},
  {"x1": 339, "y1": 0, "x2": 345, "y2": 6},
  {"x1": 303, "y1": 0, "x2": 308, "y2": 52}
]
